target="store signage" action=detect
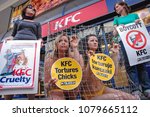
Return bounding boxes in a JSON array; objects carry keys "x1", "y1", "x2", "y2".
[
  {"x1": 42, "y1": 0, "x2": 108, "y2": 37},
  {"x1": 54, "y1": 12, "x2": 81, "y2": 30}
]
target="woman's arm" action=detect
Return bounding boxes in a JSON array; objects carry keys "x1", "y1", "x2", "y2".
[
  {"x1": 37, "y1": 23, "x2": 42, "y2": 40},
  {"x1": 4, "y1": 21, "x2": 18, "y2": 41},
  {"x1": 113, "y1": 25, "x2": 118, "y2": 37},
  {"x1": 84, "y1": 50, "x2": 95, "y2": 77},
  {"x1": 44, "y1": 57, "x2": 57, "y2": 90},
  {"x1": 11, "y1": 21, "x2": 18, "y2": 38},
  {"x1": 70, "y1": 35, "x2": 84, "y2": 69},
  {"x1": 36, "y1": 23, "x2": 44, "y2": 47},
  {"x1": 134, "y1": 14, "x2": 141, "y2": 24}
]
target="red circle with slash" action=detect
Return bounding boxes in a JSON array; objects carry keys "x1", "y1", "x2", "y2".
[{"x1": 126, "y1": 30, "x2": 147, "y2": 49}]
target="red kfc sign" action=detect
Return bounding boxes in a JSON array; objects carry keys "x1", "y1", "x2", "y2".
[
  {"x1": 54, "y1": 12, "x2": 81, "y2": 31},
  {"x1": 42, "y1": 0, "x2": 108, "y2": 37}
]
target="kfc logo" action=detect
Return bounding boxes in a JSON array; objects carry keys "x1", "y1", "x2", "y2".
[
  {"x1": 13, "y1": 68, "x2": 32, "y2": 76},
  {"x1": 54, "y1": 12, "x2": 81, "y2": 30}
]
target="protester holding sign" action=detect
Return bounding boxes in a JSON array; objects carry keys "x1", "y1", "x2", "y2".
[
  {"x1": 5, "y1": 4, "x2": 43, "y2": 42},
  {"x1": 44, "y1": 33, "x2": 84, "y2": 100},
  {"x1": 113, "y1": 1, "x2": 150, "y2": 99},
  {"x1": 80, "y1": 34, "x2": 137, "y2": 100},
  {"x1": 4, "y1": 4, "x2": 43, "y2": 100}
]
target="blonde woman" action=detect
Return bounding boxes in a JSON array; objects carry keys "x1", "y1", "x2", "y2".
[{"x1": 44, "y1": 33, "x2": 84, "y2": 100}]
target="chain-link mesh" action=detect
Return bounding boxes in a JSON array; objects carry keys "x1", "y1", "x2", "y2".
[{"x1": 44, "y1": 24, "x2": 139, "y2": 100}]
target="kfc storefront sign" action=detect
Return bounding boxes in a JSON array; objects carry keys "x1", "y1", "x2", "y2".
[
  {"x1": 54, "y1": 12, "x2": 81, "y2": 31},
  {"x1": 42, "y1": 0, "x2": 108, "y2": 37}
]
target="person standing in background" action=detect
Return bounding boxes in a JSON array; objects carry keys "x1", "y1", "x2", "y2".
[
  {"x1": 113, "y1": 1, "x2": 150, "y2": 99},
  {"x1": 4, "y1": 4, "x2": 43, "y2": 100}
]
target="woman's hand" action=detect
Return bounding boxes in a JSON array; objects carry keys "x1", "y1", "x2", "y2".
[
  {"x1": 45, "y1": 78, "x2": 58, "y2": 90},
  {"x1": 110, "y1": 42, "x2": 120, "y2": 54},
  {"x1": 86, "y1": 50, "x2": 95, "y2": 58},
  {"x1": 70, "y1": 35, "x2": 79, "y2": 49},
  {"x1": 39, "y1": 38, "x2": 44, "y2": 48},
  {"x1": 135, "y1": 19, "x2": 141, "y2": 24},
  {"x1": 4, "y1": 36, "x2": 13, "y2": 42},
  {"x1": 113, "y1": 25, "x2": 118, "y2": 37}
]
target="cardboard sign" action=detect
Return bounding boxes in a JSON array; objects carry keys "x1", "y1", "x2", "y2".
[
  {"x1": 117, "y1": 21, "x2": 150, "y2": 66},
  {"x1": 90, "y1": 53, "x2": 115, "y2": 81},
  {"x1": 0, "y1": 40, "x2": 41, "y2": 95},
  {"x1": 51, "y1": 57, "x2": 82, "y2": 90}
]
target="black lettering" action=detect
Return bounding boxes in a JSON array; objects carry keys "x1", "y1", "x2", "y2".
[
  {"x1": 143, "y1": 49, "x2": 147, "y2": 54},
  {"x1": 97, "y1": 56, "x2": 106, "y2": 61},
  {"x1": 12, "y1": 107, "x2": 17, "y2": 113},
  {"x1": 64, "y1": 106, "x2": 69, "y2": 113},
  {"x1": 61, "y1": 61, "x2": 65, "y2": 66},
  {"x1": 138, "y1": 22, "x2": 142, "y2": 27},
  {"x1": 136, "y1": 49, "x2": 147, "y2": 56},
  {"x1": 136, "y1": 51, "x2": 141, "y2": 56},
  {"x1": 61, "y1": 61, "x2": 72, "y2": 66}
]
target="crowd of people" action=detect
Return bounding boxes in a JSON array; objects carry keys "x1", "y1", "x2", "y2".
[{"x1": 1, "y1": 1, "x2": 150, "y2": 100}]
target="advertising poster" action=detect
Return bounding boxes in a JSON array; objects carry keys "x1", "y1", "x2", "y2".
[
  {"x1": 117, "y1": 22, "x2": 150, "y2": 66},
  {"x1": 30, "y1": 0, "x2": 69, "y2": 16},
  {"x1": 9, "y1": 1, "x2": 29, "y2": 29},
  {"x1": 0, "y1": 40, "x2": 41, "y2": 95}
]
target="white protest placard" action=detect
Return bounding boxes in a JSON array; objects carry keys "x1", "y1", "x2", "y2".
[
  {"x1": 0, "y1": 40, "x2": 41, "y2": 95},
  {"x1": 117, "y1": 21, "x2": 150, "y2": 66}
]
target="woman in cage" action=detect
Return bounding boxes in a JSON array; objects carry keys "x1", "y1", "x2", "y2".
[
  {"x1": 113, "y1": 1, "x2": 150, "y2": 99},
  {"x1": 44, "y1": 33, "x2": 84, "y2": 100},
  {"x1": 80, "y1": 34, "x2": 137, "y2": 100}
]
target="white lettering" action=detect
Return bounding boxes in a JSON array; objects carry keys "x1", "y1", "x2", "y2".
[
  {"x1": 54, "y1": 19, "x2": 64, "y2": 30},
  {"x1": 64, "y1": 15, "x2": 72, "y2": 26},
  {"x1": 54, "y1": 12, "x2": 81, "y2": 30},
  {"x1": 72, "y1": 12, "x2": 81, "y2": 22}
]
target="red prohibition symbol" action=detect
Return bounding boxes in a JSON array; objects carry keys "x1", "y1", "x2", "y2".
[{"x1": 126, "y1": 30, "x2": 147, "y2": 49}]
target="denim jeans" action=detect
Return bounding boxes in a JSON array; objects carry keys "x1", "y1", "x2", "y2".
[{"x1": 119, "y1": 41, "x2": 150, "y2": 93}]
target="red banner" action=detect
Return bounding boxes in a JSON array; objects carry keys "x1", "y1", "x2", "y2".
[{"x1": 42, "y1": 0, "x2": 108, "y2": 37}]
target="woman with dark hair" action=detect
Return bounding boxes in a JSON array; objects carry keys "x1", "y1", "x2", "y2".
[
  {"x1": 80, "y1": 34, "x2": 137, "y2": 100},
  {"x1": 44, "y1": 33, "x2": 84, "y2": 100},
  {"x1": 6, "y1": 4, "x2": 42, "y2": 41},
  {"x1": 113, "y1": 1, "x2": 150, "y2": 99},
  {"x1": 4, "y1": 4, "x2": 43, "y2": 100}
]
